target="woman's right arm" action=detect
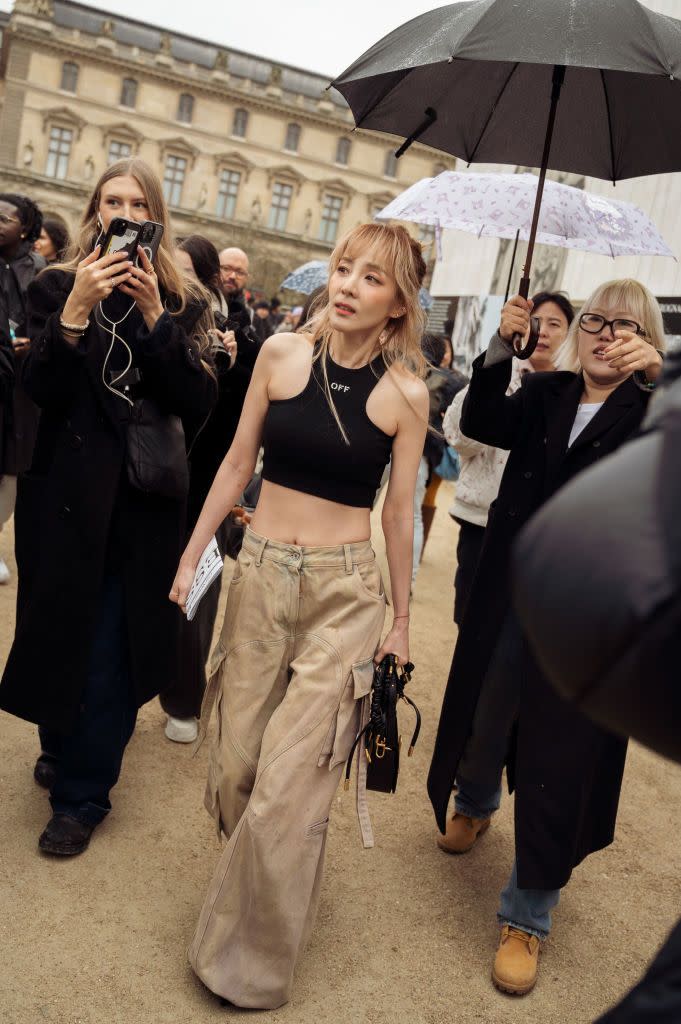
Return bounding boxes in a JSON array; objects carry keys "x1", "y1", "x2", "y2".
[
  {"x1": 460, "y1": 295, "x2": 531, "y2": 451},
  {"x1": 169, "y1": 337, "x2": 275, "y2": 609}
]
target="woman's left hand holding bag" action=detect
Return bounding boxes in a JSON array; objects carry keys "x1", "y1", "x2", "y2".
[
  {"x1": 119, "y1": 245, "x2": 164, "y2": 330},
  {"x1": 374, "y1": 616, "x2": 410, "y2": 667}
]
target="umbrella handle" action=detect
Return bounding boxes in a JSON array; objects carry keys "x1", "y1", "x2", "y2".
[{"x1": 511, "y1": 275, "x2": 539, "y2": 360}]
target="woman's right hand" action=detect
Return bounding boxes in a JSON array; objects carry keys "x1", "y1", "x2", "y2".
[
  {"x1": 499, "y1": 294, "x2": 533, "y2": 342},
  {"x1": 62, "y1": 246, "x2": 134, "y2": 322},
  {"x1": 169, "y1": 560, "x2": 197, "y2": 613}
]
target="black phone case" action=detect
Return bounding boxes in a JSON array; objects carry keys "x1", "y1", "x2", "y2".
[
  {"x1": 137, "y1": 221, "x2": 164, "y2": 266},
  {"x1": 101, "y1": 217, "x2": 142, "y2": 260}
]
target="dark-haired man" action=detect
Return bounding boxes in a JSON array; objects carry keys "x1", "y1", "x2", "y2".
[{"x1": 0, "y1": 193, "x2": 45, "y2": 582}]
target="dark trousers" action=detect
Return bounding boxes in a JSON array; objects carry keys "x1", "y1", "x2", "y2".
[
  {"x1": 159, "y1": 519, "x2": 229, "y2": 720},
  {"x1": 39, "y1": 574, "x2": 137, "y2": 826},
  {"x1": 453, "y1": 518, "x2": 486, "y2": 626}
]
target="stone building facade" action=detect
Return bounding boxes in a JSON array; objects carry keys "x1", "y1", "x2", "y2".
[{"x1": 0, "y1": 0, "x2": 451, "y2": 294}]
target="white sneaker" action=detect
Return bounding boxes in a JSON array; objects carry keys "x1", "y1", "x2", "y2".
[
  {"x1": 164, "y1": 715, "x2": 198, "y2": 743},
  {"x1": 0, "y1": 558, "x2": 10, "y2": 584}
]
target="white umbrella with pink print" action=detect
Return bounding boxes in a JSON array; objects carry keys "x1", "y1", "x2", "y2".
[{"x1": 375, "y1": 171, "x2": 675, "y2": 261}]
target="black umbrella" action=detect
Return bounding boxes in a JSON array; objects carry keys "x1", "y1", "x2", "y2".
[{"x1": 331, "y1": 0, "x2": 681, "y2": 355}]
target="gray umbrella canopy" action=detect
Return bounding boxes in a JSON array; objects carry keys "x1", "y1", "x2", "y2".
[{"x1": 332, "y1": 0, "x2": 681, "y2": 182}]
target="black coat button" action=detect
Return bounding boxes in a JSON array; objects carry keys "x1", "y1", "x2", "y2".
[
  {"x1": 592, "y1": 440, "x2": 601, "y2": 448},
  {"x1": 524, "y1": 471, "x2": 533, "y2": 479},
  {"x1": 508, "y1": 509, "x2": 518, "y2": 517},
  {"x1": 71, "y1": 434, "x2": 83, "y2": 450},
  {"x1": 59, "y1": 505, "x2": 71, "y2": 518}
]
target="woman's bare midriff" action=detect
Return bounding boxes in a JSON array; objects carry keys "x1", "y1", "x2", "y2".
[{"x1": 249, "y1": 480, "x2": 372, "y2": 547}]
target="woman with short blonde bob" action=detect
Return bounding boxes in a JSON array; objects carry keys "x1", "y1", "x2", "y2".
[
  {"x1": 171, "y1": 222, "x2": 429, "y2": 1009},
  {"x1": 429, "y1": 279, "x2": 664, "y2": 997},
  {"x1": 0, "y1": 158, "x2": 215, "y2": 857}
]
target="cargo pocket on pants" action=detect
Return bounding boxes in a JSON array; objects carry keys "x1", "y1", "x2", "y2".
[{"x1": 318, "y1": 658, "x2": 375, "y2": 770}]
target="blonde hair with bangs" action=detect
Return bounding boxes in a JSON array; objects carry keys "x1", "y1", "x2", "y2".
[
  {"x1": 304, "y1": 222, "x2": 428, "y2": 441},
  {"x1": 54, "y1": 158, "x2": 214, "y2": 368},
  {"x1": 555, "y1": 278, "x2": 667, "y2": 374}
]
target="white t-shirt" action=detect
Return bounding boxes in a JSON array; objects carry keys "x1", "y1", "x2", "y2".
[{"x1": 568, "y1": 402, "x2": 603, "y2": 448}]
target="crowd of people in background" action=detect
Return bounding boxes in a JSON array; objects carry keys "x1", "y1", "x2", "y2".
[{"x1": 0, "y1": 161, "x2": 672, "y2": 1017}]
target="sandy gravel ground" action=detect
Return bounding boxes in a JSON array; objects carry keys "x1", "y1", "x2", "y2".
[{"x1": 1, "y1": 482, "x2": 680, "y2": 1024}]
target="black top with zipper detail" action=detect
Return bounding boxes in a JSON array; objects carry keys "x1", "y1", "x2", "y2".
[{"x1": 261, "y1": 344, "x2": 393, "y2": 508}]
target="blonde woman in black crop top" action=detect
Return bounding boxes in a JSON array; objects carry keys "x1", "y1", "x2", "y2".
[{"x1": 170, "y1": 223, "x2": 429, "y2": 1010}]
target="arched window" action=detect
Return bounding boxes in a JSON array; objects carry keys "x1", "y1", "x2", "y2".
[
  {"x1": 177, "y1": 93, "x2": 194, "y2": 124},
  {"x1": 60, "y1": 61, "x2": 79, "y2": 93},
  {"x1": 45, "y1": 126, "x2": 73, "y2": 179},
  {"x1": 232, "y1": 108, "x2": 249, "y2": 138},
  {"x1": 120, "y1": 77, "x2": 138, "y2": 109},
  {"x1": 284, "y1": 123, "x2": 301, "y2": 153},
  {"x1": 384, "y1": 150, "x2": 397, "y2": 179},
  {"x1": 319, "y1": 194, "x2": 343, "y2": 243},
  {"x1": 335, "y1": 137, "x2": 351, "y2": 166},
  {"x1": 163, "y1": 154, "x2": 187, "y2": 207}
]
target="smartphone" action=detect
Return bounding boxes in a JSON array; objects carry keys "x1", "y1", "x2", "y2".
[
  {"x1": 137, "y1": 220, "x2": 164, "y2": 266},
  {"x1": 99, "y1": 216, "x2": 142, "y2": 261}
]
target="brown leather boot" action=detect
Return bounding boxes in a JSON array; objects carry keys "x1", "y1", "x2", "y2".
[
  {"x1": 436, "y1": 811, "x2": 491, "y2": 854},
  {"x1": 492, "y1": 925, "x2": 540, "y2": 995}
]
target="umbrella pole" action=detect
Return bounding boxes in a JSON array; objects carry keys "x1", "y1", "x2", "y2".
[
  {"x1": 504, "y1": 229, "x2": 520, "y2": 304},
  {"x1": 514, "y1": 64, "x2": 566, "y2": 358}
]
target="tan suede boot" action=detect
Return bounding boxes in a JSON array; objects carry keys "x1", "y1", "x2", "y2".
[
  {"x1": 436, "y1": 812, "x2": 491, "y2": 854},
  {"x1": 492, "y1": 925, "x2": 540, "y2": 995}
]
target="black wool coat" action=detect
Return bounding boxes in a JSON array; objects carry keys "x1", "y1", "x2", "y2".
[
  {"x1": 427, "y1": 348, "x2": 650, "y2": 890},
  {"x1": 0, "y1": 269, "x2": 216, "y2": 732}
]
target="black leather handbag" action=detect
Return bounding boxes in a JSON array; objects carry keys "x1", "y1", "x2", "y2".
[
  {"x1": 345, "y1": 654, "x2": 421, "y2": 794},
  {"x1": 126, "y1": 397, "x2": 189, "y2": 500}
]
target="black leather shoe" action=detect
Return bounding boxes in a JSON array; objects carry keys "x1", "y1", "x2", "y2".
[
  {"x1": 38, "y1": 813, "x2": 94, "y2": 856},
  {"x1": 33, "y1": 754, "x2": 57, "y2": 791}
]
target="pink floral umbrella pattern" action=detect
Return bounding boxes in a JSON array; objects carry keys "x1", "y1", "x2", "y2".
[{"x1": 375, "y1": 172, "x2": 675, "y2": 261}]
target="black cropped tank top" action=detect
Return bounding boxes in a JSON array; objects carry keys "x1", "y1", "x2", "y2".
[{"x1": 261, "y1": 344, "x2": 394, "y2": 508}]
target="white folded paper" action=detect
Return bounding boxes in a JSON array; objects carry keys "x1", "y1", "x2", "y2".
[{"x1": 185, "y1": 536, "x2": 224, "y2": 621}]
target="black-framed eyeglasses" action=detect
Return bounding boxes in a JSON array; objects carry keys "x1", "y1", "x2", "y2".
[
  {"x1": 0, "y1": 213, "x2": 20, "y2": 226},
  {"x1": 579, "y1": 313, "x2": 647, "y2": 337}
]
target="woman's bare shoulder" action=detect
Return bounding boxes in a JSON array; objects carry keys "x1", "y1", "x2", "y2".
[
  {"x1": 260, "y1": 331, "x2": 314, "y2": 362},
  {"x1": 386, "y1": 360, "x2": 429, "y2": 411}
]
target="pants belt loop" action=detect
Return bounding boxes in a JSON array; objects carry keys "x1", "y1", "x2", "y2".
[
  {"x1": 343, "y1": 544, "x2": 353, "y2": 575},
  {"x1": 255, "y1": 535, "x2": 268, "y2": 567}
]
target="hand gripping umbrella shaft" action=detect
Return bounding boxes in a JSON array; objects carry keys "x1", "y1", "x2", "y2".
[{"x1": 513, "y1": 64, "x2": 566, "y2": 359}]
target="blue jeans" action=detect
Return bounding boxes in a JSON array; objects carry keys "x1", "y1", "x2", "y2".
[
  {"x1": 412, "y1": 456, "x2": 429, "y2": 583},
  {"x1": 455, "y1": 776, "x2": 561, "y2": 940},
  {"x1": 39, "y1": 574, "x2": 138, "y2": 827}
]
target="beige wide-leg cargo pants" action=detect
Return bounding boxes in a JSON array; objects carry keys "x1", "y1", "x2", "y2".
[{"x1": 189, "y1": 527, "x2": 387, "y2": 1009}]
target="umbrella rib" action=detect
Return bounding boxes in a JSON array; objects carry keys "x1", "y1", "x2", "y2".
[
  {"x1": 599, "y1": 70, "x2": 617, "y2": 185},
  {"x1": 467, "y1": 62, "x2": 519, "y2": 164}
]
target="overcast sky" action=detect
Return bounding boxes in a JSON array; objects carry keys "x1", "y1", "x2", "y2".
[{"x1": 0, "y1": 0, "x2": 458, "y2": 77}]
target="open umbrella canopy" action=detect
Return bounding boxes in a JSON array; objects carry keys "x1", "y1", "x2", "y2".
[
  {"x1": 376, "y1": 171, "x2": 676, "y2": 259},
  {"x1": 280, "y1": 260, "x2": 329, "y2": 294},
  {"x1": 332, "y1": 0, "x2": 681, "y2": 182},
  {"x1": 280, "y1": 259, "x2": 434, "y2": 309}
]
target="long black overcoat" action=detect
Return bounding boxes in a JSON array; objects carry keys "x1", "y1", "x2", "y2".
[
  {"x1": 0, "y1": 269, "x2": 215, "y2": 733},
  {"x1": 428, "y1": 348, "x2": 650, "y2": 889}
]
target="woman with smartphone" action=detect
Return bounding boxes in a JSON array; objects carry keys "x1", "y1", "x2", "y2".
[
  {"x1": 169, "y1": 222, "x2": 429, "y2": 1009},
  {"x1": 0, "y1": 158, "x2": 216, "y2": 857}
]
